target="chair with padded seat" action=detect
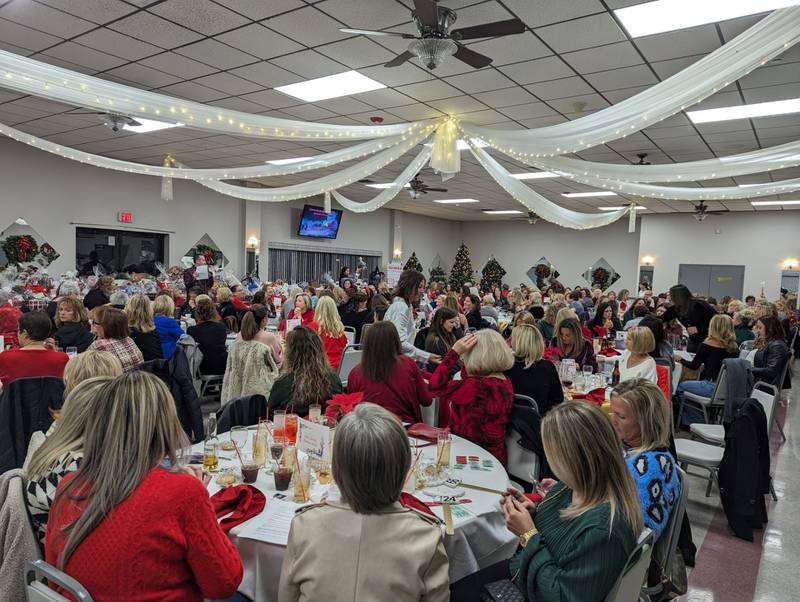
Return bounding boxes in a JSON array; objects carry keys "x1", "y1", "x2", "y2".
[
  {"x1": 337, "y1": 344, "x2": 363, "y2": 389},
  {"x1": 604, "y1": 529, "x2": 655, "y2": 602},
  {"x1": 505, "y1": 395, "x2": 542, "y2": 487},
  {"x1": 676, "y1": 363, "x2": 728, "y2": 426},
  {"x1": 343, "y1": 326, "x2": 356, "y2": 345},
  {"x1": 675, "y1": 438, "x2": 723, "y2": 497}
]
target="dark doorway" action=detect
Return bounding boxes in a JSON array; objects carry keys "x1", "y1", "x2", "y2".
[{"x1": 76, "y1": 227, "x2": 166, "y2": 276}]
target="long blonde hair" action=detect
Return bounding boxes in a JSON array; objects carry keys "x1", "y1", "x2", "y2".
[
  {"x1": 52, "y1": 372, "x2": 189, "y2": 568},
  {"x1": 25, "y1": 377, "x2": 115, "y2": 482},
  {"x1": 511, "y1": 323, "x2": 545, "y2": 369},
  {"x1": 611, "y1": 378, "x2": 671, "y2": 452},
  {"x1": 314, "y1": 296, "x2": 344, "y2": 338},
  {"x1": 707, "y1": 314, "x2": 738, "y2": 353},
  {"x1": 125, "y1": 294, "x2": 155, "y2": 333},
  {"x1": 542, "y1": 402, "x2": 643, "y2": 534}
]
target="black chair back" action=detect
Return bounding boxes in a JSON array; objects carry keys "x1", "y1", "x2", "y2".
[{"x1": 216, "y1": 394, "x2": 268, "y2": 433}]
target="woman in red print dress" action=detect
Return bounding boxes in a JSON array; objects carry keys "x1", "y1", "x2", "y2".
[{"x1": 429, "y1": 330, "x2": 515, "y2": 465}]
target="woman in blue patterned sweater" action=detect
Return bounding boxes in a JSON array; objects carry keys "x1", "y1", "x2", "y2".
[{"x1": 610, "y1": 378, "x2": 680, "y2": 540}]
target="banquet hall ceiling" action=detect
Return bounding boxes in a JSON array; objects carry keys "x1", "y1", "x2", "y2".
[{"x1": 0, "y1": 0, "x2": 799, "y2": 221}]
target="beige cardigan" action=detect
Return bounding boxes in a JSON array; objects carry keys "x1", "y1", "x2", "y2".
[
  {"x1": 221, "y1": 340, "x2": 279, "y2": 404},
  {"x1": 0, "y1": 469, "x2": 42, "y2": 602}
]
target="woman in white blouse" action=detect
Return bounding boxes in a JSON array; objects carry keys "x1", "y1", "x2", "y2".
[
  {"x1": 383, "y1": 270, "x2": 441, "y2": 366},
  {"x1": 617, "y1": 326, "x2": 658, "y2": 384}
]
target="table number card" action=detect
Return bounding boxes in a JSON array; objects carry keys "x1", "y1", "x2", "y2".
[{"x1": 298, "y1": 418, "x2": 331, "y2": 461}]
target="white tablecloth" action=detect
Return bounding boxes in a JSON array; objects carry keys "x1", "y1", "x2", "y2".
[{"x1": 195, "y1": 431, "x2": 517, "y2": 601}]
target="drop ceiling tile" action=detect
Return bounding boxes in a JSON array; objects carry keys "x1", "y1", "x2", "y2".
[
  {"x1": 583, "y1": 64, "x2": 657, "y2": 91},
  {"x1": 209, "y1": 97, "x2": 270, "y2": 114},
  {"x1": 149, "y1": 0, "x2": 249, "y2": 36},
  {"x1": 635, "y1": 25, "x2": 720, "y2": 63},
  {"x1": 525, "y1": 76, "x2": 595, "y2": 100},
  {"x1": 230, "y1": 62, "x2": 303, "y2": 88},
  {"x1": 0, "y1": 40, "x2": 35, "y2": 57},
  {"x1": 518, "y1": 115, "x2": 568, "y2": 128},
  {"x1": 473, "y1": 86, "x2": 536, "y2": 108},
  {"x1": 316, "y1": 37, "x2": 397, "y2": 69},
  {"x1": 740, "y1": 62, "x2": 800, "y2": 89},
  {"x1": 42, "y1": 42, "x2": 128, "y2": 72},
  {"x1": 499, "y1": 102, "x2": 558, "y2": 120},
  {"x1": 648, "y1": 55, "x2": 703, "y2": 80},
  {"x1": 562, "y1": 41, "x2": 643, "y2": 74},
  {"x1": 395, "y1": 80, "x2": 462, "y2": 102},
  {"x1": 109, "y1": 12, "x2": 204, "y2": 49},
  {"x1": 314, "y1": 96, "x2": 376, "y2": 116},
  {"x1": 535, "y1": 13, "x2": 626, "y2": 53},
  {"x1": 35, "y1": 0, "x2": 136, "y2": 24},
  {"x1": 105, "y1": 63, "x2": 182, "y2": 89},
  {"x1": 743, "y1": 82, "x2": 800, "y2": 103},
  {"x1": 28, "y1": 52, "x2": 98, "y2": 75},
  {"x1": 502, "y1": 0, "x2": 605, "y2": 27},
  {"x1": 388, "y1": 104, "x2": 444, "y2": 121},
  {"x1": 281, "y1": 104, "x2": 339, "y2": 121},
  {"x1": 601, "y1": 85, "x2": 650, "y2": 103},
  {"x1": 361, "y1": 63, "x2": 429, "y2": 87},
  {"x1": 548, "y1": 93, "x2": 610, "y2": 114},
  {"x1": 315, "y1": 0, "x2": 412, "y2": 30},
  {"x1": 347, "y1": 110, "x2": 405, "y2": 124},
  {"x1": 444, "y1": 68, "x2": 515, "y2": 94},
  {"x1": 428, "y1": 95, "x2": 488, "y2": 114},
  {"x1": 457, "y1": 108, "x2": 508, "y2": 125},
  {"x1": 0, "y1": 17, "x2": 61, "y2": 52},
  {"x1": 270, "y1": 50, "x2": 348, "y2": 79},
  {"x1": 464, "y1": 32, "x2": 551, "y2": 66},
  {"x1": 354, "y1": 88, "x2": 416, "y2": 109},
  {"x1": 264, "y1": 6, "x2": 350, "y2": 46},
  {"x1": 238, "y1": 89, "x2": 302, "y2": 109},
  {"x1": 450, "y1": 2, "x2": 514, "y2": 31},
  {"x1": 192, "y1": 72, "x2": 264, "y2": 95},
  {"x1": 158, "y1": 81, "x2": 228, "y2": 103},
  {"x1": 175, "y1": 39, "x2": 257, "y2": 70},
  {"x1": 73, "y1": 29, "x2": 162, "y2": 61},
  {"x1": 499, "y1": 55, "x2": 574, "y2": 85},
  {"x1": 139, "y1": 52, "x2": 218, "y2": 79},
  {"x1": 216, "y1": 23, "x2": 304, "y2": 60},
  {"x1": 0, "y1": 1, "x2": 95, "y2": 38},
  {"x1": 219, "y1": 0, "x2": 305, "y2": 20}
]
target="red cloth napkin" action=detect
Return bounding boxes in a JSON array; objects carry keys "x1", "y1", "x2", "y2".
[
  {"x1": 399, "y1": 492, "x2": 435, "y2": 516},
  {"x1": 598, "y1": 348, "x2": 620, "y2": 357},
  {"x1": 210, "y1": 484, "x2": 266, "y2": 533},
  {"x1": 524, "y1": 492, "x2": 543, "y2": 503},
  {"x1": 570, "y1": 388, "x2": 606, "y2": 406},
  {"x1": 407, "y1": 423, "x2": 441, "y2": 442}
]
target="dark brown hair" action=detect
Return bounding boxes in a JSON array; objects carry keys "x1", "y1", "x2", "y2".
[
  {"x1": 96, "y1": 307, "x2": 129, "y2": 340},
  {"x1": 756, "y1": 316, "x2": 786, "y2": 350},
  {"x1": 426, "y1": 307, "x2": 458, "y2": 351},
  {"x1": 393, "y1": 269, "x2": 425, "y2": 304},
  {"x1": 240, "y1": 304, "x2": 268, "y2": 341},
  {"x1": 360, "y1": 321, "x2": 402, "y2": 382},
  {"x1": 282, "y1": 326, "x2": 332, "y2": 406}
]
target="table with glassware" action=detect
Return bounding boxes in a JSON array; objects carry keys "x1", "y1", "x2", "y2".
[{"x1": 194, "y1": 423, "x2": 517, "y2": 601}]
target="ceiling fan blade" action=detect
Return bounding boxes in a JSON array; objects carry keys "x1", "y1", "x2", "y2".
[
  {"x1": 453, "y1": 43, "x2": 493, "y2": 68},
  {"x1": 384, "y1": 50, "x2": 415, "y2": 68},
  {"x1": 339, "y1": 28, "x2": 415, "y2": 38},
  {"x1": 450, "y1": 18, "x2": 526, "y2": 40},
  {"x1": 425, "y1": 187, "x2": 448, "y2": 192},
  {"x1": 128, "y1": 118, "x2": 142, "y2": 127},
  {"x1": 412, "y1": 0, "x2": 440, "y2": 28}
]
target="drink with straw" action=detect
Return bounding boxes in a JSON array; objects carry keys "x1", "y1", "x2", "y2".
[
  {"x1": 293, "y1": 456, "x2": 311, "y2": 503},
  {"x1": 273, "y1": 410, "x2": 286, "y2": 439},
  {"x1": 285, "y1": 413, "x2": 298, "y2": 444},
  {"x1": 436, "y1": 429, "x2": 452, "y2": 474},
  {"x1": 252, "y1": 427, "x2": 267, "y2": 466},
  {"x1": 308, "y1": 403, "x2": 322, "y2": 424}
]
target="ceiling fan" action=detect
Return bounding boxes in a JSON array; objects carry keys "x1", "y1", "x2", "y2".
[
  {"x1": 409, "y1": 173, "x2": 447, "y2": 199},
  {"x1": 635, "y1": 153, "x2": 651, "y2": 165},
  {"x1": 692, "y1": 201, "x2": 728, "y2": 221},
  {"x1": 339, "y1": 0, "x2": 526, "y2": 70},
  {"x1": 69, "y1": 111, "x2": 141, "y2": 132}
]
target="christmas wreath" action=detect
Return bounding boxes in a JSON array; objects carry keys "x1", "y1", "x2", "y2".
[
  {"x1": 194, "y1": 244, "x2": 222, "y2": 266},
  {"x1": 2, "y1": 234, "x2": 39, "y2": 266},
  {"x1": 591, "y1": 267, "x2": 611, "y2": 290},
  {"x1": 38, "y1": 242, "x2": 60, "y2": 265}
]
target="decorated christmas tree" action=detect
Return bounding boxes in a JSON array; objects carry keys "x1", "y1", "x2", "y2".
[
  {"x1": 403, "y1": 252, "x2": 422, "y2": 272},
  {"x1": 481, "y1": 256, "x2": 506, "y2": 290},
  {"x1": 448, "y1": 243, "x2": 474, "y2": 290},
  {"x1": 429, "y1": 262, "x2": 447, "y2": 286}
]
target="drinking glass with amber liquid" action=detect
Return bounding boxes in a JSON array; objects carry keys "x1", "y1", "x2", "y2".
[
  {"x1": 203, "y1": 415, "x2": 219, "y2": 472},
  {"x1": 436, "y1": 429, "x2": 452, "y2": 477}
]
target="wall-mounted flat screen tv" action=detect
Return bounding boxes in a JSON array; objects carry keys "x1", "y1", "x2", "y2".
[{"x1": 297, "y1": 204, "x2": 343, "y2": 239}]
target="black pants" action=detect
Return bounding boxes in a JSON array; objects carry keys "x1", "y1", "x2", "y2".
[{"x1": 450, "y1": 560, "x2": 512, "y2": 602}]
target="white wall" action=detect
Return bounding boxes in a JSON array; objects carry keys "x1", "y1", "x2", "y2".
[
  {"x1": 640, "y1": 212, "x2": 800, "y2": 299},
  {"x1": 460, "y1": 218, "x2": 641, "y2": 292}
]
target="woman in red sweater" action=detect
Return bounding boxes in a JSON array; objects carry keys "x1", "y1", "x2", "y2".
[
  {"x1": 46, "y1": 371, "x2": 242, "y2": 601},
  {"x1": 346, "y1": 321, "x2": 432, "y2": 423},
  {"x1": 278, "y1": 293, "x2": 315, "y2": 333},
  {"x1": 429, "y1": 330, "x2": 515, "y2": 465},
  {"x1": 311, "y1": 296, "x2": 348, "y2": 369}
]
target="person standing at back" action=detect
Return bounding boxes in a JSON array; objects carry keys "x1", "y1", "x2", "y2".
[
  {"x1": 661, "y1": 285, "x2": 717, "y2": 353},
  {"x1": 384, "y1": 270, "x2": 440, "y2": 366},
  {"x1": 183, "y1": 255, "x2": 214, "y2": 295}
]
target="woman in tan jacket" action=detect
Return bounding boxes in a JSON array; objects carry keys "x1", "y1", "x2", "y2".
[{"x1": 279, "y1": 403, "x2": 449, "y2": 602}]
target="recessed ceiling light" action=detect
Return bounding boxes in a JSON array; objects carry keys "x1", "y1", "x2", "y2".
[
  {"x1": 615, "y1": 0, "x2": 800, "y2": 38},
  {"x1": 482, "y1": 209, "x2": 523, "y2": 215},
  {"x1": 364, "y1": 183, "x2": 411, "y2": 189},
  {"x1": 750, "y1": 200, "x2": 800, "y2": 206},
  {"x1": 275, "y1": 70, "x2": 386, "y2": 102},
  {"x1": 562, "y1": 191, "x2": 618, "y2": 198},
  {"x1": 124, "y1": 118, "x2": 183, "y2": 133},
  {"x1": 433, "y1": 198, "x2": 480, "y2": 204},
  {"x1": 510, "y1": 171, "x2": 560, "y2": 180},
  {"x1": 266, "y1": 156, "x2": 313, "y2": 165},
  {"x1": 599, "y1": 206, "x2": 647, "y2": 211},
  {"x1": 687, "y1": 98, "x2": 800, "y2": 124}
]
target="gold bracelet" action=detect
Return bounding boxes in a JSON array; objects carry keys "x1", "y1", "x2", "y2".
[{"x1": 519, "y1": 527, "x2": 538, "y2": 547}]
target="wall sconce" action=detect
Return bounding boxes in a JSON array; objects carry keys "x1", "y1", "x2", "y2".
[
  {"x1": 247, "y1": 235, "x2": 259, "y2": 249},
  {"x1": 641, "y1": 255, "x2": 654, "y2": 266},
  {"x1": 393, "y1": 248, "x2": 402, "y2": 259},
  {"x1": 783, "y1": 258, "x2": 798, "y2": 270}
]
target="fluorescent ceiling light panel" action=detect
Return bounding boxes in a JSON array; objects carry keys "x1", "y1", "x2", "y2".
[
  {"x1": 561, "y1": 191, "x2": 617, "y2": 198},
  {"x1": 510, "y1": 171, "x2": 560, "y2": 180},
  {"x1": 599, "y1": 206, "x2": 647, "y2": 211},
  {"x1": 482, "y1": 209, "x2": 523, "y2": 215},
  {"x1": 687, "y1": 98, "x2": 800, "y2": 123},
  {"x1": 615, "y1": 0, "x2": 800, "y2": 38},
  {"x1": 364, "y1": 183, "x2": 410, "y2": 189},
  {"x1": 750, "y1": 200, "x2": 800, "y2": 206},
  {"x1": 275, "y1": 70, "x2": 385, "y2": 102},
  {"x1": 124, "y1": 118, "x2": 183, "y2": 133},
  {"x1": 266, "y1": 156, "x2": 313, "y2": 165},
  {"x1": 433, "y1": 198, "x2": 480, "y2": 204}
]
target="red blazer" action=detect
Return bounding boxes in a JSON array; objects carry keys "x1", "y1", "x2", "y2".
[
  {"x1": 278, "y1": 309, "x2": 315, "y2": 332},
  {"x1": 347, "y1": 356, "x2": 433, "y2": 424}
]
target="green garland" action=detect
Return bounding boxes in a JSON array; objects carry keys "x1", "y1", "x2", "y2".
[
  {"x1": 194, "y1": 243, "x2": 223, "y2": 266},
  {"x1": 2, "y1": 234, "x2": 39, "y2": 266}
]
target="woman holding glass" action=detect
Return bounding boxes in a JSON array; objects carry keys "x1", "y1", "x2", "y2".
[{"x1": 549, "y1": 318, "x2": 598, "y2": 372}]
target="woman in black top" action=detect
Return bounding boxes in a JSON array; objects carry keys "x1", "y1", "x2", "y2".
[
  {"x1": 675, "y1": 314, "x2": 739, "y2": 425},
  {"x1": 187, "y1": 295, "x2": 228, "y2": 375},
  {"x1": 338, "y1": 291, "x2": 370, "y2": 343},
  {"x1": 53, "y1": 297, "x2": 94, "y2": 352},
  {"x1": 83, "y1": 276, "x2": 114, "y2": 310},
  {"x1": 505, "y1": 323, "x2": 563, "y2": 415},
  {"x1": 463, "y1": 294, "x2": 487, "y2": 330},
  {"x1": 587, "y1": 301, "x2": 623, "y2": 337},
  {"x1": 752, "y1": 316, "x2": 791, "y2": 388},
  {"x1": 661, "y1": 285, "x2": 717, "y2": 352},
  {"x1": 424, "y1": 307, "x2": 462, "y2": 373}
]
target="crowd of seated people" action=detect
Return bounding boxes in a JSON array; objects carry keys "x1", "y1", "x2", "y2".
[{"x1": 1, "y1": 259, "x2": 797, "y2": 602}]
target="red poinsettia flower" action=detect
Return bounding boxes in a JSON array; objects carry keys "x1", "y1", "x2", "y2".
[
  {"x1": 543, "y1": 346, "x2": 562, "y2": 362},
  {"x1": 324, "y1": 392, "x2": 364, "y2": 425},
  {"x1": 593, "y1": 325, "x2": 608, "y2": 338}
]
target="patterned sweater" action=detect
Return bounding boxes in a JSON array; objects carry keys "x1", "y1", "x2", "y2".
[
  {"x1": 25, "y1": 450, "x2": 82, "y2": 546},
  {"x1": 625, "y1": 448, "x2": 680, "y2": 540}
]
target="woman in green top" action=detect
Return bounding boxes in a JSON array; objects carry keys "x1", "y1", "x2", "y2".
[
  {"x1": 451, "y1": 402, "x2": 643, "y2": 602},
  {"x1": 733, "y1": 308, "x2": 756, "y2": 346},
  {"x1": 268, "y1": 325, "x2": 343, "y2": 418}
]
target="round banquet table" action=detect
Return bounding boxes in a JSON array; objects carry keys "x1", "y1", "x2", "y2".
[{"x1": 194, "y1": 430, "x2": 518, "y2": 601}]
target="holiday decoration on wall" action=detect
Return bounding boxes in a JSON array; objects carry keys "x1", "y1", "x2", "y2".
[
  {"x1": 403, "y1": 252, "x2": 423, "y2": 272},
  {"x1": 184, "y1": 234, "x2": 227, "y2": 269},
  {"x1": 449, "y1": 243, "x2": 474, "y2": 290},
  {"x1": 526, "y1": 257, "x2": 560, "y2": 289},
  {"x1": 583, "y1": 258, "x2": 621, "y2": 291},
  {"x1": 0, "y1": 218, "x2": 60, "y2": 270},
  {"x1": 2, "y1": 234, "x2": 38, "y2": 266},
  {"x1": 429, "y1": 262, "x2": 447, "y2": 286},
  {"x1": 481, "y1": 256, "x2": 506, "y2": 290}
]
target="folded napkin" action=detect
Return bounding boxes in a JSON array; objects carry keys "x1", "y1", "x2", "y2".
[
  {"x1": 570, "y1": 388, "x2": 606, "y2": 406},
  {"x1": 598, "y1": 348, "x2": 620, "y2": 357},
  {"x1": 407, "y1": 422, "x2": 441, "y2": 442},
  {"x1": 210, "y1": 484, "x2": 267, "y2": 533},
  {"x1": 399, "y1": 492, "x2": 435, "y2": 517}
]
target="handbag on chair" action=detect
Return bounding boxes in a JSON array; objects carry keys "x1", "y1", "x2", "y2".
[{"x1": 480, "y1": 579, "x2": 525, "y2": 601}]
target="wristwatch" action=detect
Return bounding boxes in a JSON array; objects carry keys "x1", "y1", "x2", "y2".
[{"x1": 519, "y1": 526, "x2": 538, "y2": 547}]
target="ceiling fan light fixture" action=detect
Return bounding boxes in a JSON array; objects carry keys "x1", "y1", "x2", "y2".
[{"x1": 409, "y1": 38, "x2": 457, "y2": 70}]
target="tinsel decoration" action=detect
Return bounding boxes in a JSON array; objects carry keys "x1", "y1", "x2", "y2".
[
  {"x1": 628, "y1": 202, "x2": 637, "y2": 233},
  {"x1": 161, "y1": 155, "x2": 174, "y2": 202}
]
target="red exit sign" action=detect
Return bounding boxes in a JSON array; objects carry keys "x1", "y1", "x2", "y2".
[{"x1": 117, "y1": 211, "x2": 134, "y2": 223}]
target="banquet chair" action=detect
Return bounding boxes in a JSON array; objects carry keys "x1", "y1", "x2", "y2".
[
  {"x1": 654, "y1": 358, "x2": 673, "y2": 394},
  {"x1": 676, "y1": 363, "x2": 728, "y2": 426},
  {"x1": 505, "y1": 396, "x2": 542, "y2": 488},
  {"x1": 675, "y1": 438, "x2": 722, "y2": 497},
  {"x1": 360, "y1": 322, "x2": 372, "y2": 340},
  {"x1": 216, "y1": 394, "x2": 267, "y2": 432},
  {"x1": 343, "y1": 326, "x2": 356, "y2": 345},
  {"x1": 739, "y1": 339, "x2": 755, "y2": 359},
  {"x1": 604, "y1": 529, "x2": 654, "y2": 602},
  {"x1": 420, "y1": 397, "x2": 439, "y2": 427},
  {"x1": 338, "y1": 345, "x2": 363, "y2": 389},
  {"x1": 26, "y1": 560, "x2": 92, "y2": 602}
]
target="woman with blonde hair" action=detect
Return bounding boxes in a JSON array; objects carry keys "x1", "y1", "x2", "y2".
[
  {"x1": 45, "y1": 372, "x2": 242, "y2": 600},
  {"x1": 222, "y1": 304, "x2": 279, "y2": 404},
  {"x1": 537, "y1": 300, "x2": 565, "y2": 341},
  {"x1": 675, "y1": 313, "x2": 740, "y2": 425},
  {"x1": 62, "y1": 350, "x2": 124, "y2": 396},
  {"x1": 616, "y1": 326, "x2": 657, "y2": 384},
  {"x1": 313, "y1": 295, "x2": 348, "y2": 369},
  {"x1": 452, "y1": 402, "x2": 642, "y2": 601},
  {"x1": 152, "y1": 294, "x2": 183, "y2": 359},
  {"x1": 279, "y1": 293, "x2": 315, "y2": 333},
  {"x1": 611, "y1": 378, "x2": 679, "y2": 541},
  {"x1": 25, "y1": 376, "x2": 118, "y2": 545},
  {"x1": 550, "y1": 318, "x2": 598, "y2": 372},
  {"x1": 430, "y1": 330, "x2": 515, "y2": 464},
  {"x1": 505, "y1": 324, "x2": 563, "y2": 415},
  {"x1": 52, "y1": 296, "x2": 94, "y2": 353},
  {"x1": 125, "y1": 293, "x2": 163, "y2": 361}
]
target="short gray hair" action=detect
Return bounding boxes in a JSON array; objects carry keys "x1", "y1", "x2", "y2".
[
  {"x1": 332, "y1": 403, "x2": 410, "y2": 514},
  {"x1": 0, "y1": 290, "x2": 11, "y2": 304},
  {"x1": 58, "y1": 282, "x2": 81, "y2": 297},
  {"x1": 109, "y1": 291, "x2": 129, "y2": 306}
]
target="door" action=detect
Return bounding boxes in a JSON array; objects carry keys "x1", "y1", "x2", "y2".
[
  {"x1": 677, "y1": 265, "x2": 711, "y2": 297},
  {"x1": 677, "y1": 264, "x2": 744, "y2": 299},
  {"x1": 76, "y1": 227, "x2": 166, "y2": 275},
  {"x1": 781, "y1": 270, "x2": 800, "y2": 294},
  {"x1": 638, "y1": 266, "x2": 654, "y2": 288}
]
